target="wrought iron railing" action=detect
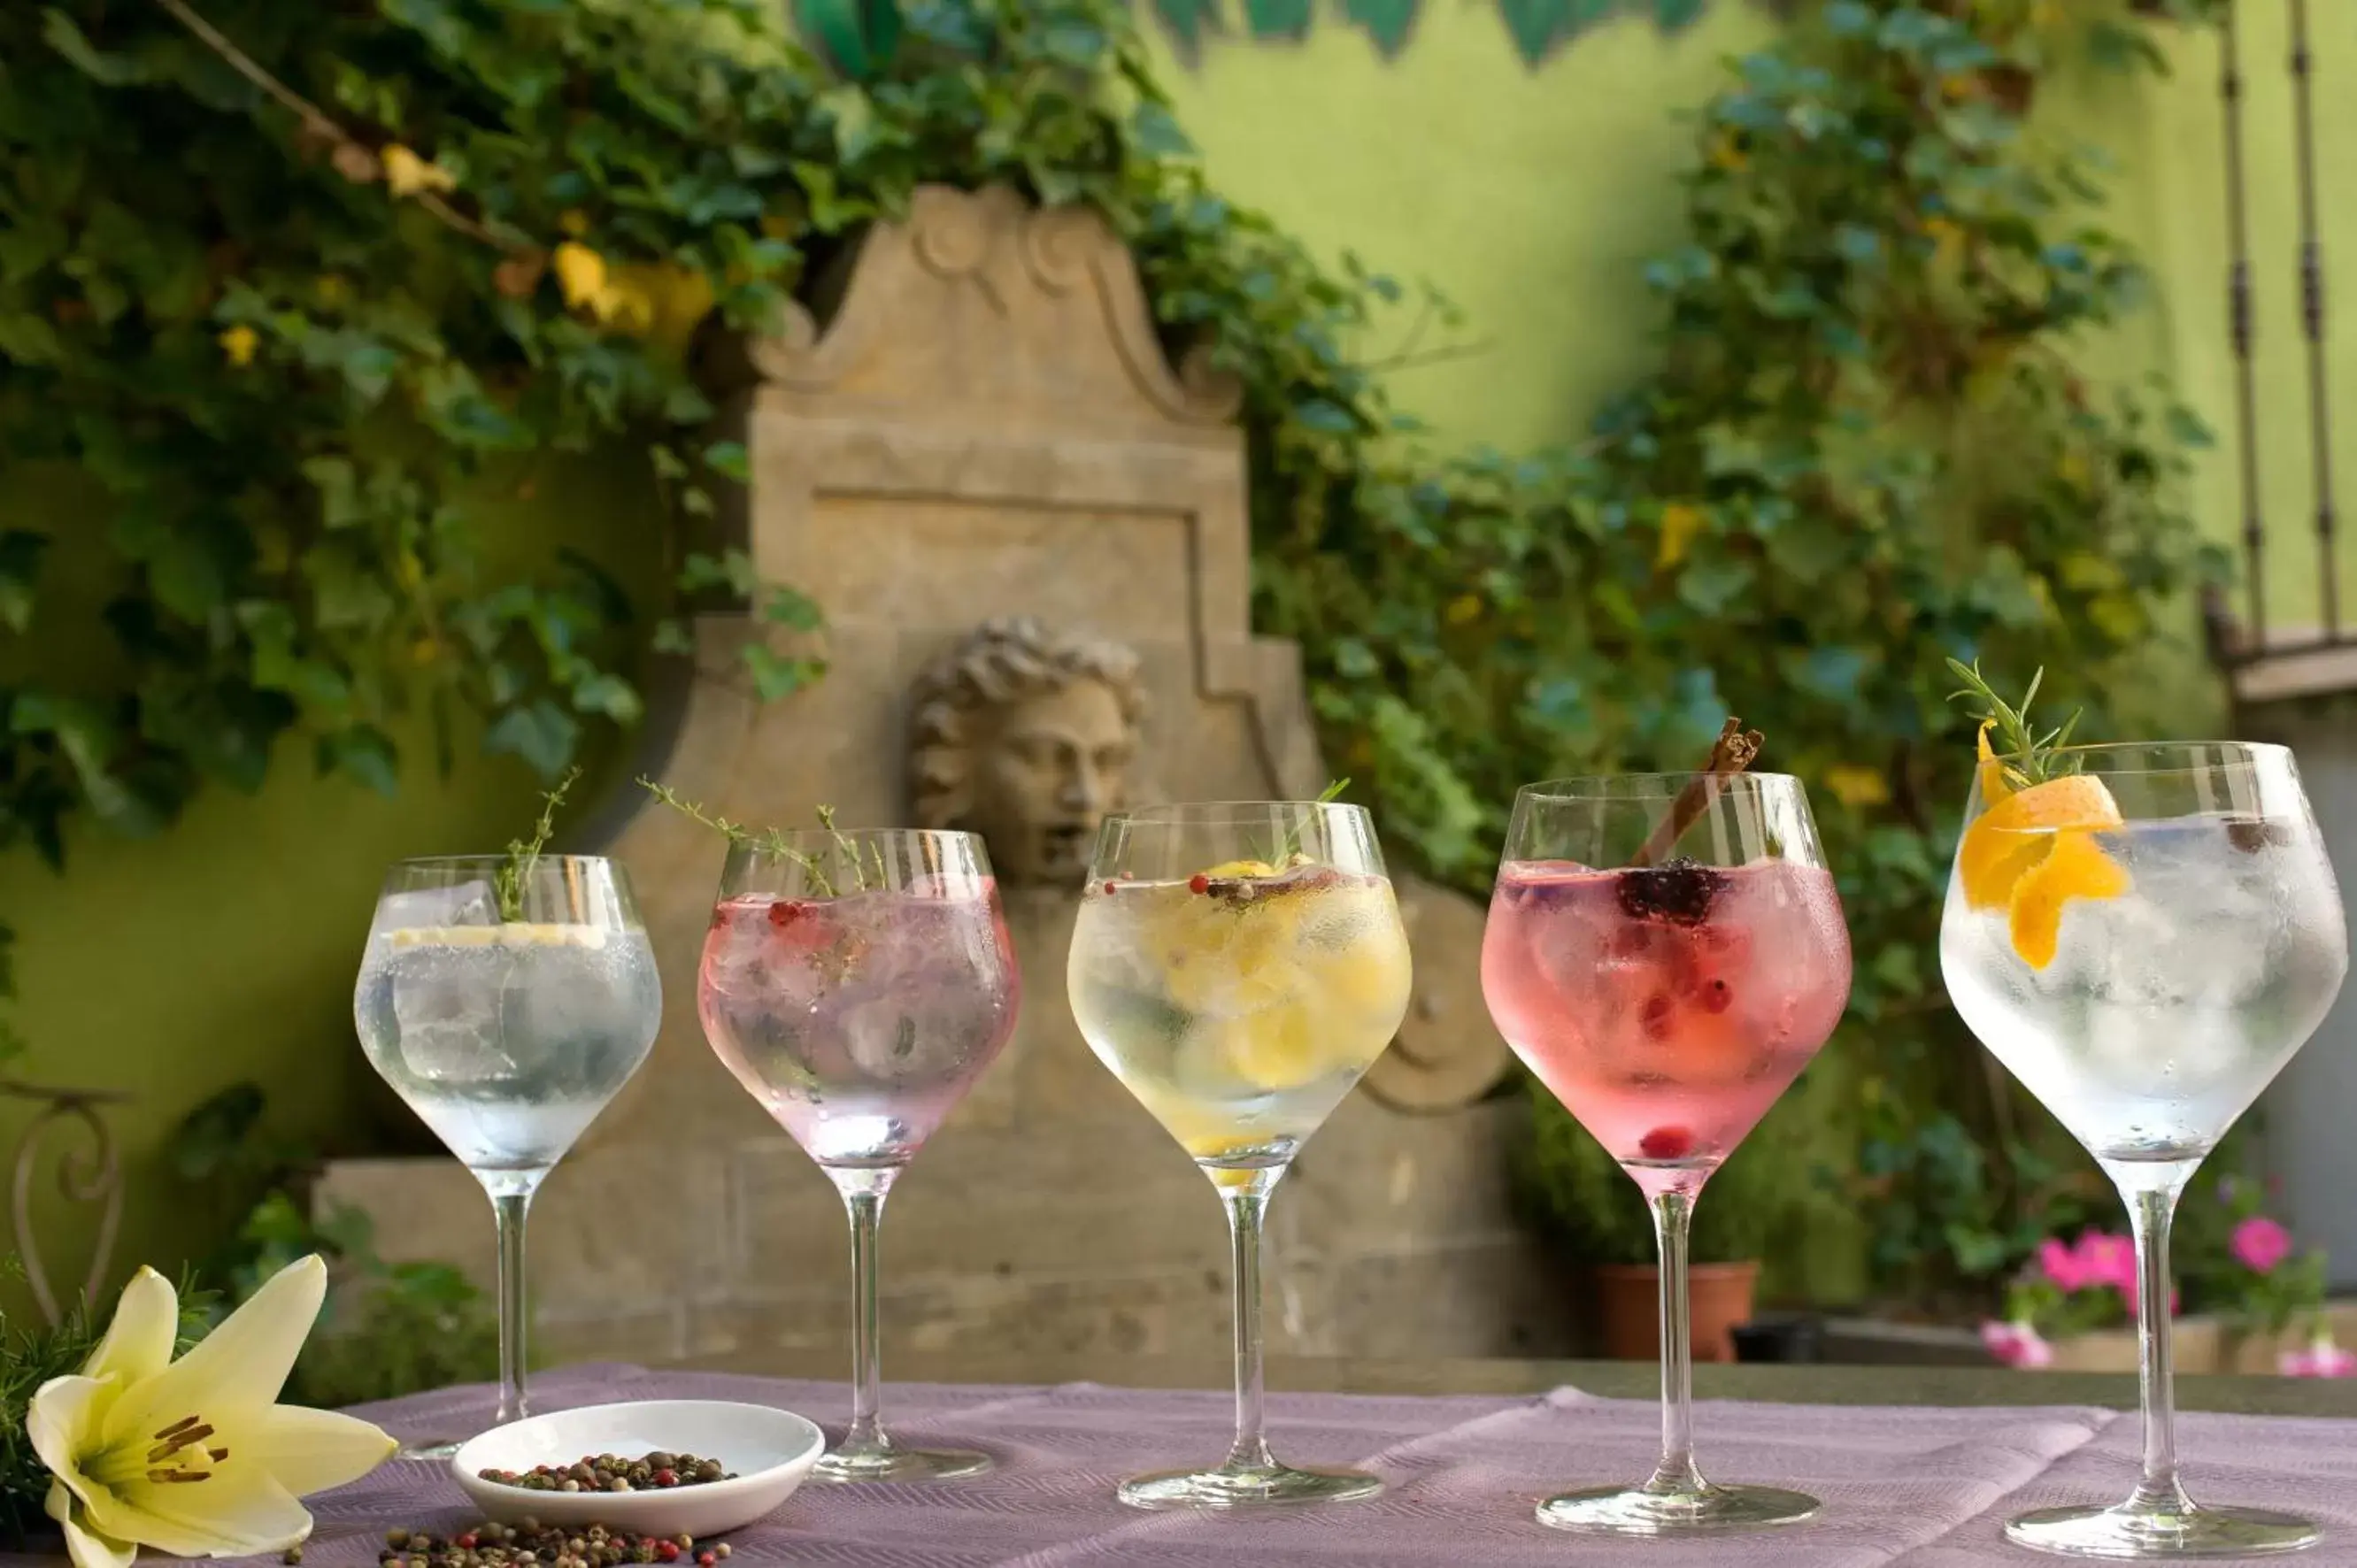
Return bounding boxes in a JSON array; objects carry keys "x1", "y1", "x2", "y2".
[
  {"x1": 2206, "y1": 0, "x2": 2351, "y2": 691},
  {"x1": 1, "y1": 1077, "x2": 129, "y2": 1326}
]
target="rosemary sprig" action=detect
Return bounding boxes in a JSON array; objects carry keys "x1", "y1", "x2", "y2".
[
  {"x1": 1945, "y1": 658, "x2": 2084, "y2": 789},
  {"x1": 495, "y1": 766, "x2": 581, "y2": 919},
  {"x1": 637, "y1": 779, "x2": 882, "y2": 896}
]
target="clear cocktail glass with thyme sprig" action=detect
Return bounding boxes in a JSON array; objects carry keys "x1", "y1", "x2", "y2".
[
  {"x1": 353, "y1": 770, "x2": 662, "y2": 1454},
  {"x1": 1941, "y1": 665, "x2": 2348, "y2": 1559},
  {"x1": 645, "y1": 783, "x2": 1021, "y2": 1482}
]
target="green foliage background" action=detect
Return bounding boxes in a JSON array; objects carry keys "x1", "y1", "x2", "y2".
[{"x1": 1, "y1": 0, "x2": 2223, "y2": 1326}]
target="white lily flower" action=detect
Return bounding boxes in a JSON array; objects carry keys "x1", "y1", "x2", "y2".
[{"x1": 27, "y1": 1257, "x2": 397, "y2": 1568}]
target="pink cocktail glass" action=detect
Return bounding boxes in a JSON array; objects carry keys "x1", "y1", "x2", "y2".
[
  {"x1": 1480, "y1": 772, "x2": 1850, "y2": 1534},
  {"x1": 697, "y1": 828, "x2": 1019, "y2": 1482}
]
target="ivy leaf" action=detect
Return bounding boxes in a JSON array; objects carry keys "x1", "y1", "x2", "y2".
[
  {"x1": 651, "y1": 619, "x2": 695, "y2": 656},
  {"x1": 1342, "y1": 0, "x2": 1419, "y2": 56},
  {"x1": 1242, "y1": 0, "x2": 1313, "y2": 41},
  {"x1": 702, "y1": 440, "x2": 751, "y2": 483},
  {"x1": 318, "y1": 726, "x2": 401, "y2": 797},
  {"x1": 1497, "y1": 0, "x2": 1569, "y2": 65},
  {"x1": 571, "y1": 672, "x2": 643, "y2": 723},
  {"x1": 41, "y1": 10, "x2": 148, "y2": 85},
  {"x1": 1652, "y1": 0, "x2": 1706, "y2": 29},
  {"x1": 743, "y1": 645, "x2": 824, "y2": 702},
  {"x1": 484, "y1": 700, "x2": 582, "y2": 779},
  {"x1": 1151, "y1": 0, "x2": 1221, "y2": 53},
  {"x1": 0, "y1": 531, "x2": 50, "y2": 634},
  {"x1": 1129, "y1": 102, "x2": 1195, "y2": 158}
]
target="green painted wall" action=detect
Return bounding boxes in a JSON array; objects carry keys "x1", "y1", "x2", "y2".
[{"x1": 0, "y1": 450, "x2": 661, "y2": 1324}]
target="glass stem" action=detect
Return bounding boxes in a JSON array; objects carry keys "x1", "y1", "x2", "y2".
[
  {"x1": 1221, "y1": 1180, "x2": 1277, "y2": 1473},
  {"x1": 482, "y1": 1172, "x2": 543, "y2": 1427},
  {"x1": 1646, "y1": 1188, "x2": 1706, "y2": 1496},
  {"x1": 836, "y1": 1171, "x2": 897, "y2": 1456},
  {"x1": 2122, "y1": 1175, "x2": 2194, "y2": 1516}
]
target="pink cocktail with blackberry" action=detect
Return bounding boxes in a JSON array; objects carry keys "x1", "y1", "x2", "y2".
[{"x1": 1483, "y1": 857, "x2": 1848, "y2": 1195}]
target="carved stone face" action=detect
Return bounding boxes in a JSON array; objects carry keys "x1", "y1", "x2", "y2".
[{"x1": 965, "y1": 677, "x2": 1136, "y2": 885}]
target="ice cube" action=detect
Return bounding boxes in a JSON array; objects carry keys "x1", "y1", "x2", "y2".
[
  {"x1": 497, "y1": 945, "x2": 609, "y2": 1080},
  {"x1": 379, "y1": 880, "x2": 498, "y2": 934},
  {"x1": 390, "y1": 949, "x2": 507, "y2": 1083}
]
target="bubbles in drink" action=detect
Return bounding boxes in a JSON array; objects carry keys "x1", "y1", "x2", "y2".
[
  {"x1": 1942, "y1": 813, "x2": 2347, "y2": 1162},
  {"x1": 1067, "y1": 867, "x2": 1412, "y2": 1174},
  {"x1": 356, "y1": 923, "x2": 660, "y2": 1172},
  {"x1": 697, "y1": 884, "x2": 1019, "y2": 1169},
  {"x1": 1482, "y1": 858, "x2": 1850, "y2": 1189}
]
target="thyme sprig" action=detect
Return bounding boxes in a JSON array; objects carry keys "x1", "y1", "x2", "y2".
[
  {"x1": 495, "y1": 766, "x2": 580, "y2": 919},
  {"x1": 637, "y1": 780, "x2": 886, "y2": 895}
]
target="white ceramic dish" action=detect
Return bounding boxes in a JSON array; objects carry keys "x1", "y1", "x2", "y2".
[{"x1": 451, "y1": 1401, "x2": 825, "y2": 1537}]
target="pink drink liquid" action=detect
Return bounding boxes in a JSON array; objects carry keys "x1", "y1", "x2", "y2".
[
  {"x1": 698, "y1": 885, "x2": 1020, "y2": 1169},
  {"x1": 1482, "y1": 859, "x2": 1850, "y2": 1195}
]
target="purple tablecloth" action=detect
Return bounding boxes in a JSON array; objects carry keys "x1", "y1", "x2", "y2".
[{"x1": 273, "y1": 1365, "x2": 2357, "y2": 1564}]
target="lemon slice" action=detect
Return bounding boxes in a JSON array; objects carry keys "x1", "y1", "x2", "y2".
[
  {"x1": 1223, "y1": 996, "x2": 1326, "y2": 1091},
  {"x1": 389, "y1": 924, "x2": 610, "y2": 950}
]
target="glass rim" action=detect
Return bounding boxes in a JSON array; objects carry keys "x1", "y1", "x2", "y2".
[
  {"x1": 390, "y1": 853, "x2": 619, "y2": 870},
  {"x1": 1976, "y1": 739, "x2": 2294, "y2": 777},
  {"x1": 1105, "y1": 799, "x2": 1374, "y2": 827},
  {"x1": 1513, "y1": 771, "x2": 1808, "y2": 803},
  {"x1": 724, "y1": 826, "x2": 985, "y2": 856}
]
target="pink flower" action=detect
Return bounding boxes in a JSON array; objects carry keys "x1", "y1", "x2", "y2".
[
  {"x1": 2037, "y1": 1237, "x2": 2091, "y2": 1293},
  {"x1": 1983, "y1": 1318, "x2": 2055, "y2": 1370},
  {"x1": 2231, "y1": 1216, "x2": 2294, "y2": 1275},
  {"x1": 2075, "y1": 1232, "x2": 2137, "y2": 1295},
  {"x1": 2279, "y1": 1335, "x2": 2357, "y2": 1379}
]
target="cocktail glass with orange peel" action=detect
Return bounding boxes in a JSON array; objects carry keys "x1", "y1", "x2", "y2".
[
  {"x1": 1067, "y1": 800, "x2": 1412, "y2": 1510},
  {"x1": 1939, "y1": 666, "x2": 2347, "y2": 1560}
]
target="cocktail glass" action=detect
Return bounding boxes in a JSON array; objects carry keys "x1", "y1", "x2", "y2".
[
  {"x1": 1068, "y1": 801, "x2": 1413, "y2": 1510},
  {"x1": 1480, "y1": 772, "x2": 1851, "y2": 1533},
  {"x1": 354, "y1": 855, "x2": 661, "y2": 1457},
  {"x1": 1941, "y1": 742, "x2": 2345, "y2": 1557},
  {"x1": 697, "y1": 828, "x2": 1019, "y2": 1482}
]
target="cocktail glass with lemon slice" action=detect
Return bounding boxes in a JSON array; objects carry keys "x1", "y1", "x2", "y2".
[
  {"x1": 1940, "y1": 672, "x2": 2345, "y2": 1559},
  {"x1": 354, "y1": 855, "x2": 661, "y2": 1448},
  {"x1": 1068, "y1": 801, "x2": 1412, "y2": 1510}
]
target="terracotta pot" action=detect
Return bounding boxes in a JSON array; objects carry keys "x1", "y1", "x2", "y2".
[{"x1": 1594, "y1": 1261, "x2": 1760, "y2": 1364}]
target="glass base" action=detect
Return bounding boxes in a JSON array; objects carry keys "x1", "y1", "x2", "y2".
[
  {"x1": 1117, "y1": 1463, "x2": 1383, "y2": 1511},
  {"x1": 1536, "y1": 1481, "x2": 1821, "y2": 1535},
  {"x1": 2006, "y1": 1503, "x2": 2322, "y2": 1559},
  {"x1": 813, "y1": 1444, "x2": 992, "y2": 1484},
  {"x1": 395, "y1": 1437, "x2": 463, "y2": 1463}
]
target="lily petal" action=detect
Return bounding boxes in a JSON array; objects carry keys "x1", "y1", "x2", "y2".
[
  {"x1": 28, "y1": 1374, "x2": 115, "y2": 1511},
  {"x1": 102, "y1": 1256, "x2": 327, "y2": 1448},
  {"x1": 47, "y1": 1481, "x2": 135, "y2": 1568},
  {"x1": 81, "y1": 1267, "x2": 179, "y2": 1387},
  {"x1": 85, "y1": 1462, "x2": 312, "y2": 1559},
  {"x1": 248, "y1": 1404, "x2": 397, "y2": 1498}
]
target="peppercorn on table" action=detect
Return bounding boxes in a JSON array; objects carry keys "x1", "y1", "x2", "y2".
[{"x1": 173, "y1": 1361, "x2": 2357, "y2": 1566}]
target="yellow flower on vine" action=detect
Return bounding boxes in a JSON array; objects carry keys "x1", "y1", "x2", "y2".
[
  {"x1": 1707, "y1": 131, "x2": 1746, "y2": 173},
  {"x1": 381, "y1": 144, "x2": 457, "y2": 198},
  {"x1": 1444, "y1": 593, "x2": 1483, "y2": 626},
  {"x1": 552, "y1": 242, "x2": 610, "y2": 311},
  {"x1": 217, "y1": 326, "x2": 258, "y2": 367},
  {"x1": 1825, "y1": 764, "x2": 1891, "y2": 810},
  {"x1": 1656, "y1": 501, "x2": 1706, "y2": 570},
  {"x1": 559, "y1": 209, "x2": 591, "y2": 237}
]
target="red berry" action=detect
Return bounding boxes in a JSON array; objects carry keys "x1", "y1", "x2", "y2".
[
  {"x1": 766, "y1": 899, "x2": 805, "y2": 928},
  {"x1": 1102, "y1": 880, "x2": 1118, "y2": 895},
  {"x1": 697, "y1": 1556, "x2": 717, "y2": 1567},
  {"x1": 1639, "y1": 1126, "x2": 1695, "y2": 1161},
  {"x1": 657, "y1": 1544, "x2": 681, "y2": 1563},
  {"x1": 1187, "y1": 873, "x2": 1210, "y2": 895},
  {"x1": 1698, "y1": 978, "x2": 1734, "y2": 1013},
  {"x1": 454, "y1": 1537, "x2": 477, "y2": 1552},
  {"x1": 654, "y1": 1468, "x2": 678, "y2": 1487},
  {"x1": 1639, "y1": 993, "x2": 1675, "y2": 1040}
]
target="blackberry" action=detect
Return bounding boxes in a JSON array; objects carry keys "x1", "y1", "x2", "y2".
[{"x1": 1614, "y1": 857, "x2": 1724, "y2": 925}]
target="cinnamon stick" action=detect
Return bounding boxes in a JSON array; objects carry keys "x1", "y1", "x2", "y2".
[{"x1": 1631, "y1": 717, "x2": 1764, "y2": 868}]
